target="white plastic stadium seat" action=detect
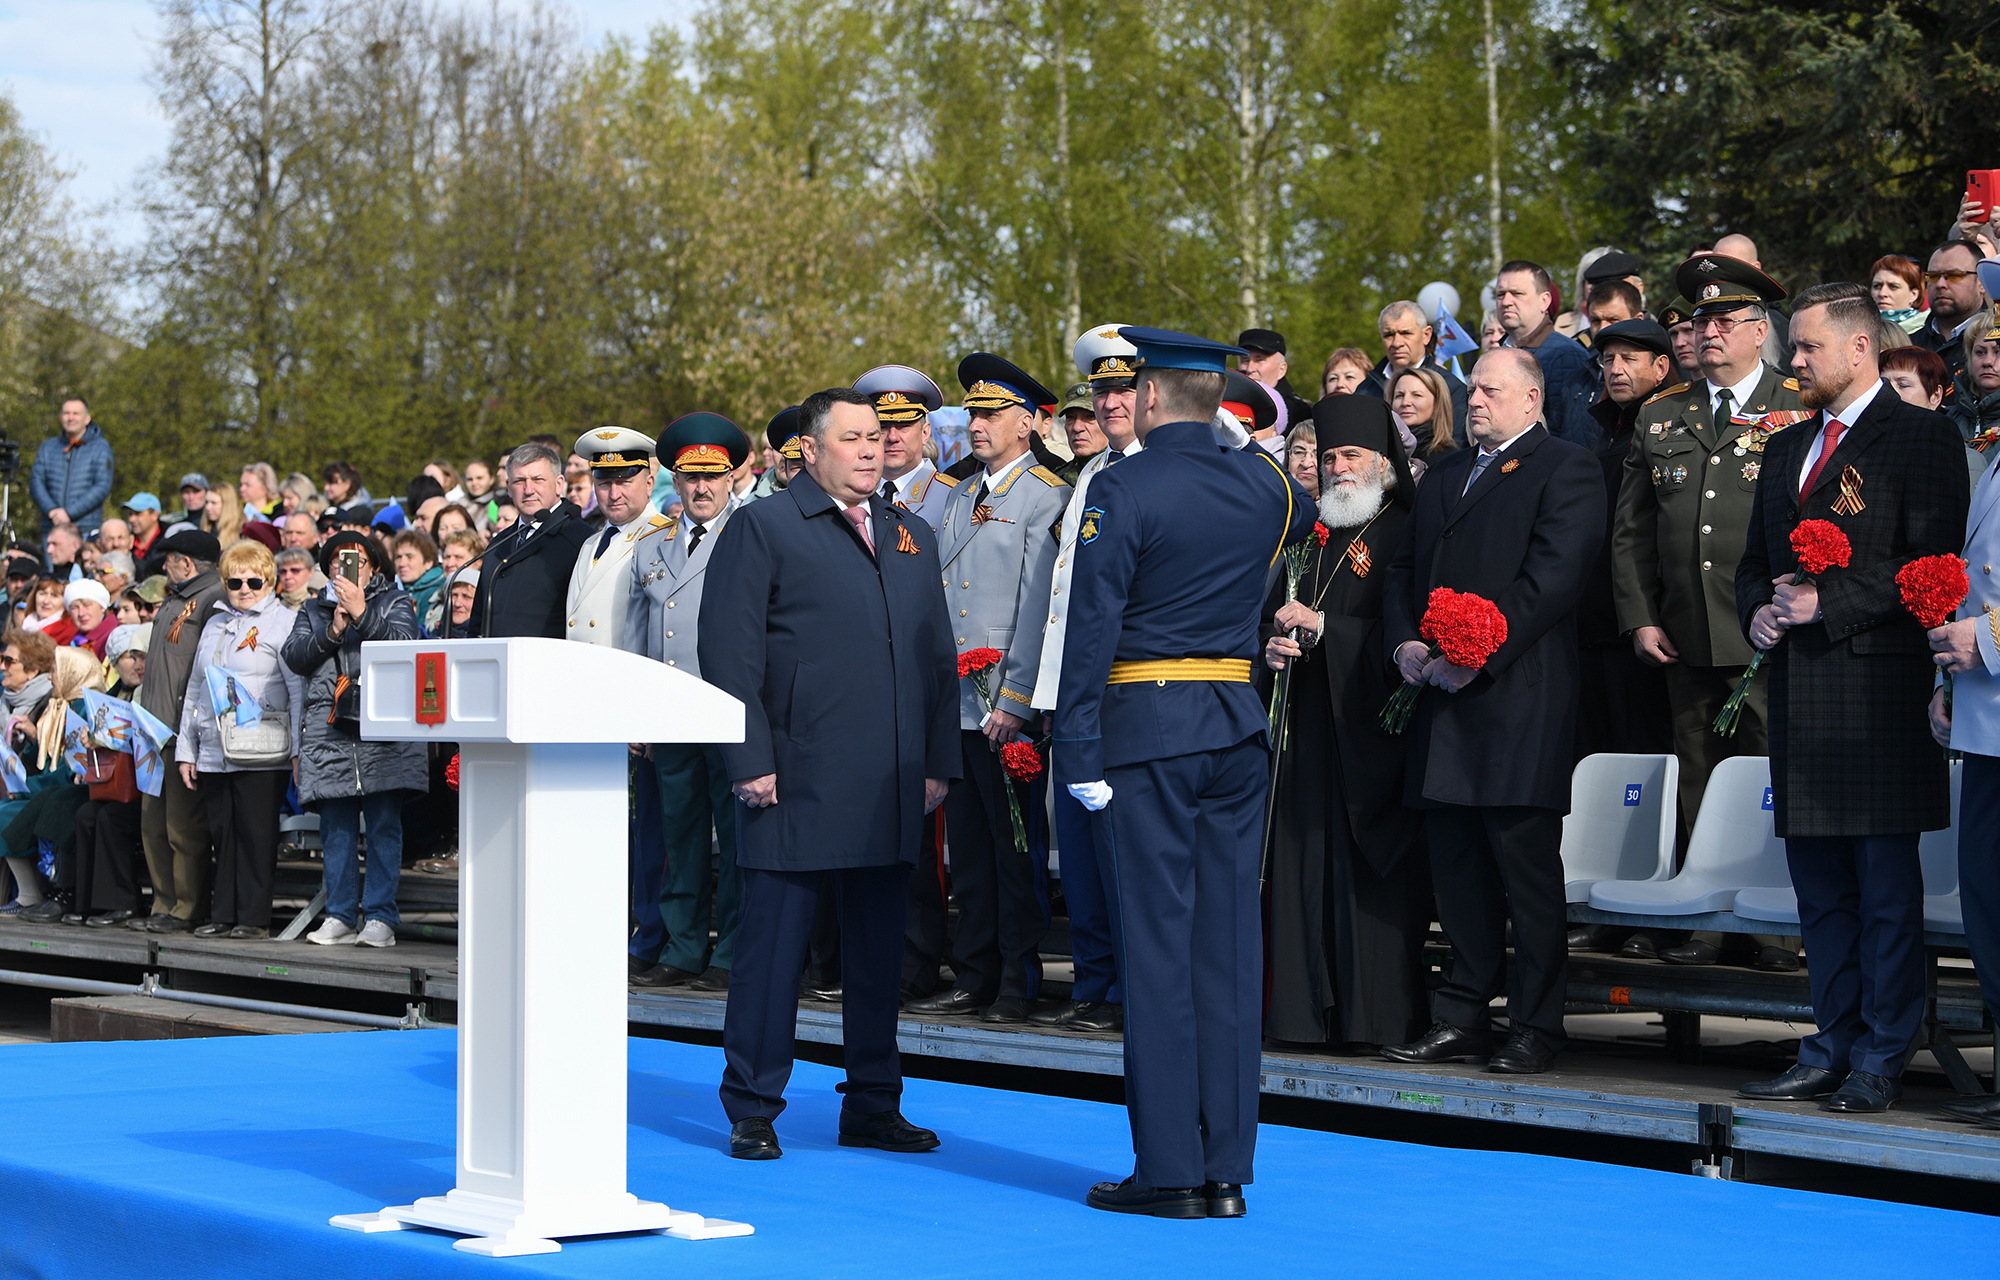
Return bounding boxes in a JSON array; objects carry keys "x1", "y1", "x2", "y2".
[
  {"x1": 1590, "y1": 756, "x2": 1787, "y2": 916},
  {"x1": 1735, "y1": 759, "x2": 1963, "y2": 930},
  {"x1": 1559, "y1": 754, "x2": 1678, "y2": 902}
]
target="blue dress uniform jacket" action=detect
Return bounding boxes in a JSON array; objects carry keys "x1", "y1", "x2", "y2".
[
  {"x1": 1380, "y1": 424, "x2": 1605, "y2": 813},
  {"x1": 698, "y1": 469, "x2": 960, "y2": 872},
  {"x1": 623, "y1": 505, "x2": 735, "y2": 676},
  {"x1": 1052, "y1": 419, "x2": 1312, "y2": 1192},
  {"x1": 1054, "y1": 425, "x2": 1315, "y2": 785},
  {"x1": 936, "y1": 457, "x2": 1070, "y2": 723}
]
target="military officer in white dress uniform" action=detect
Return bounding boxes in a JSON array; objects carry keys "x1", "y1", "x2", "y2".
[
  {"x1": 623, "y1": 413, "x2": 752, "y2": 991},
  {"x1": 565, "y1": 425, "x2": 666, "y2": 647},
  {"x1": 856, "y1": 364, "x2": 959, "y2": 531},
  {"x1": 1023, "y1": 323, "x2": 1143, "y2": 1033},
  {"x1": 904, "y1": 353, "x2": 1071, "y2": 1024}
]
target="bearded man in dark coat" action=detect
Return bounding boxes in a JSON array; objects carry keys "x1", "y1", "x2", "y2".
[{"x1": 1261, "y1": 395, "x2": 1426, "y2": 1050}]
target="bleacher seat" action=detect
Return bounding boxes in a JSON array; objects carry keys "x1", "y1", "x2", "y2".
[
  {"x1": 1589, "y1": 756, "x2": 1787, "y2": 916},
  {"x1": 1734, "y1": 759, "x2": 1962, "y2": 932},
  {"x1": 1558, "y1": 753, "x2": 1678, "y2": 902}
]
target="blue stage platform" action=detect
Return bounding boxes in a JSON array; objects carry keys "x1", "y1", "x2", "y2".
[{"x1": 3, "y1": 1029, "x2": 1997, "y2": 1278}]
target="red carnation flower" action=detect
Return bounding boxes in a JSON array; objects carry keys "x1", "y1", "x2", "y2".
[
  {"x1": 1898, "y1": 555, "x2": 1970, "y2": 631},
  {"x1": 1419, "y1": 587, "x2": 1509, "y2": 670},
  {"x1": 1312, "y1": 522, "x2": 1331, "y2": 547},
  {"x1": 446, "y1": 753, "x2": 460, "y2": 791},
  {"x1": 1000, "y1": 740, "x2": 1042, "y2": 782},
  {"x1": 957, "y1": 647, "x2": 1003, "y2": 678},
  {"x1": 1790, "y1": 519, "x2": 1852, "y2": 577}
]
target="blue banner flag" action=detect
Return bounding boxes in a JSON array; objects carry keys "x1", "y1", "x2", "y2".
[
  {"x1": 62, "y1": 706, "x2": 94, "y2": 778},
  {"x1": 204, "y1": 664, "x2": 263, "y2": 730},
  {"x1": 1434, "y1": 302, "x2": 1480, "y2": 361}
]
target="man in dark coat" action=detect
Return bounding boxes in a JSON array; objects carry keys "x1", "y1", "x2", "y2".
[
  {"x1": 1262, "y1": 395, "x2": 1426, "y2": 1050},
  {"x1": 1735, "y1": 283, "x2": 1969, "y2": 1113},
  {"x1": 698, "y1": 387, "x2": 959, "y2": 1161},
  {"x1": 468, "y1": 442, "x2": 593, "y2": 639},
  {"x1": 1379, "y1": 347, "x2": 1604, "y2": 1075}
]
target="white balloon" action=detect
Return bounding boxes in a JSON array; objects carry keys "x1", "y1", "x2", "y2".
[{"x1": 1417, "y1": 280, "x2": 1462, "y2": 320}]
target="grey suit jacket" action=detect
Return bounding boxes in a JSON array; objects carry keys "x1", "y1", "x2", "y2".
[
  {"x1": 622, "y1": 503, "x2": 737, "y2": 679},
  {"x1": 935, "y1": 455, "x2": 1070, "y2": 726}
]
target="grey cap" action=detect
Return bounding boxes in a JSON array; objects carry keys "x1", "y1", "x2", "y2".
[{"x1": 179, "y1": 473, "x2": 210, "y2": 490}]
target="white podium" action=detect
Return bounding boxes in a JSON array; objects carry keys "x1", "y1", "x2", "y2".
[{"x1": 329, "y1": 638, "x2": 751, "y2": 1255}]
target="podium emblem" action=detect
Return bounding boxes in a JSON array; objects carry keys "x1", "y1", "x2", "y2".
[{"x1": 415, "y1": 652, "x2": 447, "y2": 725}]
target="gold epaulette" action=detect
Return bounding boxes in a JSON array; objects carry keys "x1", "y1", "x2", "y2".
[
  {"x1": 1642, "y1": 381, "x2": 1690, "y2": 407},
  {"x1": 1027, "y1": 465, "x2": 1068, "y2": 488},
  {"x1": 640, "y1": 516, "x2": 679, "y2": 542},
  {"x1": 933, "y1": 472, "x2": 961, "y2": 489}
]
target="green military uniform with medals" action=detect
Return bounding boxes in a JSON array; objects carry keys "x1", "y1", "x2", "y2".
[{"x1": 1612, "y1": 255, "x2": 1807, "y2": 849}]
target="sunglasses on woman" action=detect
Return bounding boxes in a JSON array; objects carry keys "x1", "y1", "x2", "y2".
[{"x1": 226, "y1": 577, "x2": 266, "y2": 591}]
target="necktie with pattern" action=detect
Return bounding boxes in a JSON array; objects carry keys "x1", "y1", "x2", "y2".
[{"x1": 841, "y1": 505, "x2": 875, "y2": 556}]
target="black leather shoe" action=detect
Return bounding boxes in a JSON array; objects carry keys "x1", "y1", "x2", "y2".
[
  {"x1": 1738, "y1": 1063, "x2": 1845, "y2": 1101},
  {"x1": 1488, "y1": 1028, "x2": 1561, "y2": 1074},
  {"x1": 19, "y1": 900, "x2": 65, "y2": 924},
  {"x1": 688, "y1": 966, "x2": 730, "y2": 992},
  {"x1": 1940, "y1": 1094, "x2": 2000, "y2": 1123},
  {"x1": 728, "y1": 1117, "x2": 782, "y2": 1160},
  {"x1": 904, "y1": 987, "x2": 985, "y2": 1017},
  {"x1": 1028, "y1": 999, "x2": 1079, "y2": 1026},
  {"x1": 1618, "y1": 931, "x2": 1659, "y2": 960},
  {"x1": 632, "y1": 964, "x2": 697, "y2": 988},
  {"x1": 1086, "y1": 1177, "x2": 1206, "y2": 1219},
  {"x1": 150, "y1": 915, "x2": 195, "y2": 933},
  {"x1": 194, "y1": 922, "x2": 233, "y2": 937},
  {"x1": 982, "y1": 995, "x2": 1030, "y2": 1024},
  {"x1": 628, "y1": 954, "x2": 655, "y2": 978},
  {"x1": 1753, "y1": 945, "x2": 1801, "y2": 973},
  {"x1": 127, "y1": 913, "x2": 169, "y2": 932},
  {"x1": 228, "y1": 926, "x2": 269, "y2": 940},
  {"x1": 1203, "y1": 1182, "x2": 1246, "y2": 1218},
  {"x1": 1824, "y1": 1070, "x2": 1901, "y2": 1113},
  {"x1": 85, "y1": 910, "x2": 138, "y2": 928},
  {"x1": 1660, "y1": 939, "x2": 1722, "y2": 966},
  {"x1": 1566, "y1": 926, "x2": 1602, "y2": 952},
  {"x1": 1068, "y1": 1002, "x2": 1124, "y2": 1034},
  {"x1": 800, "y1": 979, "x2": 842, "y2": 1002},
  {"x1": 838, "y1": 1107, "x2": 939, "y2": 1152},
  {"x1": 1381, "y1": 1021, "x2": 1493, "y2": 1064}
]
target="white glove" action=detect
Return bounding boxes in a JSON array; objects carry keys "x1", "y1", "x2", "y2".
[
  {"x1": 1210, "y1": 409, "x2": 1252, "y2": 449},
  {"x1": 1068, "y1": 780, "x2": 1113, "y2": 811}
]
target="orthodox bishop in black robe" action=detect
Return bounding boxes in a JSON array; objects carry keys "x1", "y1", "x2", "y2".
[{"x1": 1262, "y1": 395, "x2": 1428, "y2": 1049}]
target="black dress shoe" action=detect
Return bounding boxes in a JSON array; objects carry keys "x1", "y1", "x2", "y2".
[
  {"x1": 1381, "y1": 1021, "x2": 1494, "y2": 1064},
  {"x1": 1085, "y1": 1177, "x2": 1206, "y2": 1219},
  {"x1": 1203, "y1": 1182, "x2": 1246, "y2": 1218},
  {"x1": 800, "y1": 979, "x2": 842, "y2": 1002},
  {"x1": 149, "y1": 915, "x2": 195, "y2": 933},
  {"x1": 193, "y1": 922, "x2": 233, "y2": 938},
  {"x1": 631, "y1": 964, "x2": 697, "y2": 988},
  {"x1": 1753, "y1": 945, "x2": 1801, "y2": 973},
  {"x1": 19, "y1": 900, "x2": 65, "y2": 923},
  {"x1": 1566, "y1": 925, "x2": 1601, "y2": 952},
  {"x1": 982, "y1": 995, "x2": 1030, "y2": 1024},
  {"x1": 904, "y1": 987, "x2": 985, "y2": 1017},
  {"x1": 1940, "y1": 1093, "x2": 2000, "y2": 1123},
  {"x1": 688, "y1": 966, "x2": 730, "y2": 992},
  {"x1": 1738, "y1": 1063, "x2": 1845, "y2": 1100},
  {"x1": 1660, "y1": 939, "x2": 1723, "y2": 966},
  {"x1": 628, "y1": 954, "x2": 656, "y2": 978},
  {"x1": 228, "y1": 926, "x2": 269, "y2": 940},
  {"x1": 838, "y1": 1107, "x2": 940, "y2": 1152},
  {"x1": 85, "y1": 910, "x2": 138, "y2": 928},
  {"x1": 61, "y1": 912, "x2": 86, "y2": 925},
  {"x1": 1488, "y1": 1028, "x2": 1561, "y2": 1074},
  {"x1": 1824, "y1": 1070, "x2": 1901, "y2": 1113},
  {"x1": 1027, "y1": 1000, "x2": 1078, "y2": 1026},
  {"x1": 729, "y1": 1117, "x2": 782, "y2": 1160},
  {"x1": 1618, "y1": 931, "x2": 1659, "y2": 960},
  {"x1": 127, "y1": 913, "x2": 169, "y2": 932},
  {"x1": 1068, "y1": 1002, "x2": 1124, "y2": 1034}
]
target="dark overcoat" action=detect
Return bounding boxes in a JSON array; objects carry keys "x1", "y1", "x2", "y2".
[
  {"x1": 1734, "y1": 382, "x2": 1968, "y2": 837},
  {"x1": 467, "y1": 500, "x2": 594, "y2": 639},
  {"x1": 698, "y1": 468, "x2": 959, "y2": 872},
  {"x1": 1381, "y1": 424, "x2": 1604, "y2": 812}
]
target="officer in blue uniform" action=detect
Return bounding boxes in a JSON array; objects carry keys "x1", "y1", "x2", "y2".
[{"x1": 1055, "y1": 326, "x2": 1314, "y2": 1219}]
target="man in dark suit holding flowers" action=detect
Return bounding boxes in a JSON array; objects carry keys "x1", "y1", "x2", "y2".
[{"x1": 1735, "y1": 282, "x2": 1968, "y2": 1113}]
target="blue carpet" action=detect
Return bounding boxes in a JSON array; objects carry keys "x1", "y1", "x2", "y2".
[{"x1": 0, "y1": 1028, "x2": 1995, "y2": 1278}]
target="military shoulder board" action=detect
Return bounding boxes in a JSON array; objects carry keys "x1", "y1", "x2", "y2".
[
  {"x1": 1027, "y1": 465, "x2": 1067, "y2": 489},
  {"x1": 1642, "y1": 381, "x2": 1689, "y2": 407}
]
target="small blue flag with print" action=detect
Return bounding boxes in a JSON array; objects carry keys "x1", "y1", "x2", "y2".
[
  {"x1": 0, "y1": 732, "x2": 26, "y2": 795},
  {"x1": 124, "y1": 698, "x2": 176, "y2": 798},
  {"x1": 62, "y1": 705, "x2": 94, "y2": 778},
  {"x1": 1434, "y1": 302, "x2": 1480, "y2": 361},
  {"x1": 204, "y1": 664, "x2": 262, "y2": 730},
  {"x1": 77, "y1": 689, "x2": 136, "y2": 753}
]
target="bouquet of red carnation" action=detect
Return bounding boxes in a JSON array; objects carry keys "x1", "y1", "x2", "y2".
[
  {"x1": 998, "y1": 740, "x2": 1044, "y2": 852},
  {"x1": 1714, "y1": 518, "x2": 1852, "y2": 736},
  {"x1": 446, "y1": 753, "x2": 460, "y2": 791},
  {"x1": 1898, "y1": 553, "x2": 1971, "y2": 758},
  {"x1": 958, "y1": 647, "x2": 1036, "y2": 850},
  {"x1": 1380, "y1": 588, "x2": 1509, "y2": 733}
]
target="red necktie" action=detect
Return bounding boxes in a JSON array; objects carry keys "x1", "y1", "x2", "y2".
[
  {"x1": 841, "y1": 505, "x2": 875, "y2": 557},
  {"x1": 1799, "y1": 416, "x2": 1845, "y2": 498}
]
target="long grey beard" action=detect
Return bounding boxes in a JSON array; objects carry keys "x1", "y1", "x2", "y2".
[{"x1": 1317, "y1": 478, "x2": 1387, "y2": 530}]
